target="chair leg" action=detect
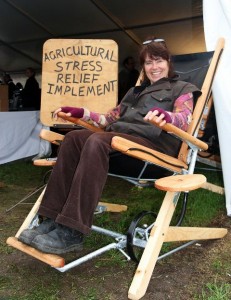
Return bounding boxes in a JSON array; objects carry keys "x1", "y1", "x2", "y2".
[
  {"x1": 202, "y1": 181, "x2": 224, "y2": 195},
  {"x1": 6, "y1": 186, "x2": 66, "y2": 268},
  {"x1": 15, "y1": 187, "x2": 46, "y2": 238},
  {"x1": 128, "y1": 191, "x2": 179, "y2": 300}
]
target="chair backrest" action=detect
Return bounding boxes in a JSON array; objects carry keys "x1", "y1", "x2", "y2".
[{"x1": 175, "y1": 38, "x2": 224, "y2": 164}]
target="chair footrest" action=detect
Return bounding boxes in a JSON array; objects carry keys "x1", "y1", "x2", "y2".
[
  {"x1": 6, "y1": 237, "x2": 65, "y2": 268},
  {"x1": 33, "y1": 158, "x2": 57, "y2": 166},
  {"x1": 97, "y1": 201, "x2": 127, "y2": 212}
]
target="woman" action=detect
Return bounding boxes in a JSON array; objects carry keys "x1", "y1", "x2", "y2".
[{"x1": 19, "y1": 38, "x2": 201, "y2": 254}]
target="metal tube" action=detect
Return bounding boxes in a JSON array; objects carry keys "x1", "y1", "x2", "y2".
[
  {"x1": 55, "y1": 242, "x2": 118, "y2": 272},
  {"x1": 92, "y1": 225, "x2": 126, "y2": 239},
  {"x1": 157, "y1": 240, "x2": 197, "y2": 261}
]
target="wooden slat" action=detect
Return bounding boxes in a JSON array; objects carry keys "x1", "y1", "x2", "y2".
[
  {"x1": 128, "y1": 191, "x2": 178, "y2": 300},
  {"x1": 190, "y1": 38, "x2": 225, "y2": 136},
  {"x1": 98, "y1": 202, "x2": 127, "y2": 212},
  {"x1": 202, "y1": 182, "x2": 225, "y2": 195},
  {"x1": 178, "y1": 38, "x2": 225, "y2": 163},
  {"x1": 163, "y1": 226, "x2": 227, "y2": 242},
  {"x1": 6, "y1": 237, "x2": 65, "y2": 268},
  {"x1": 15, "y1": 188, "x2": 46, "y2": 238},
  {"x1": 148, "y1": 118, "x2": 208, "y2": 151}
]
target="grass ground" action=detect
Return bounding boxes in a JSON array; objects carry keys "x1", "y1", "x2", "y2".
[{"x1": 0, "y1": 160, "x2": 230, "y2": 299}]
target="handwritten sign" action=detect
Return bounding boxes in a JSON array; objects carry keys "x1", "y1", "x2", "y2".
[{"x1": 41, "y1": 39, "x2": 118, "y2": 126}]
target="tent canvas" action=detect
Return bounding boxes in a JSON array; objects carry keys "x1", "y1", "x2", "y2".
[
  {"x1": 0, "y1": 0, "x2": 205, "y2": 74},
  {"x1": 203, "y1": 0, "x2": 231, "y2": 216}
]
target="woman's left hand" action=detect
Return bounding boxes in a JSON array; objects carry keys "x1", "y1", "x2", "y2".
[
  {"x1": 53, "y1": 108, "x2": 63, "y2": 121},
  {"x1": 144, "y1": 107, "x2": 172, "y2": 127}
]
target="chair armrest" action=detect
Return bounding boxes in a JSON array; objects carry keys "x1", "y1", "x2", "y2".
[
  {"x1": 148, "y1": 117, "x2": 208, "y2": 151},
  {"x1": 40, "y1": 129, "x2": 65, "y2": 145},
  {"x1": 57, "y1": 112, "x2": 104, "y2": 132},
  {"x1": 111, "y1": 136, "x2": 188, "y2": 173}
]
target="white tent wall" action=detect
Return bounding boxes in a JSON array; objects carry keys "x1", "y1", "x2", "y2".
[{"x1": 203, "y1": 0, "x2": 231, "y2": 216}]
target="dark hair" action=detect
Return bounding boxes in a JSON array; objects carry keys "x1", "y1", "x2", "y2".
[
  {"x1": 139, "y1": 37, "x2": 175, "y2": 82},
  {"x1": 3, "y1": 74, "x2": 12, "y2": 82},
  {"x1": 26, "y1": 67, "x2": 36, "y2": 75}
]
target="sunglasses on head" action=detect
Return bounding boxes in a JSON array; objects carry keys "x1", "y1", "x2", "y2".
[{"x1": 142, "y1": 38, "x2": 165, "y2": 45}]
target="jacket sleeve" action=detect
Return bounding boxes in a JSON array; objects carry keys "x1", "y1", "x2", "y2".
[
  {"x1": 81, "y1": 105, "x2": 121, "y2": 128},
  {"x1": 168, "y1": 92, "x2": 194, "y2": 131}
]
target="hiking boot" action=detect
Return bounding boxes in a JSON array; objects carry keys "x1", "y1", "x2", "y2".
[
  {"x1": 31, "y1": 224, "x2": 83, "y2": 254},
  {"x1": 18, "y1": 218, "x2": 56, "y2": 246}
]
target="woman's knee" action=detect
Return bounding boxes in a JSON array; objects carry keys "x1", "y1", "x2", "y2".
[
  {"x1": 85, "y1": 132, "x2": 113, "y2": 152},
  {"x1": 89, "y1": 132, "x2": 112, "y2": 144},
  {"x1": 63, "y1": 130, "x2": 93, "y2": 145},
  {"x1": 55, "y1": 131, "x2": 92, "y2": 157}
]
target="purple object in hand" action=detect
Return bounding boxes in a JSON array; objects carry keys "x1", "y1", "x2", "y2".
[
  {"x1": 61, "y1": 107, "x2": 84, "y2": 118},
  {"x1": 150, "y1": 107, "x2": 172, "y2": 123}
]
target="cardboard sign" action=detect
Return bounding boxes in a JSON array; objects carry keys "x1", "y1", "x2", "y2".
[{"x1": 41, "y1": 39, "x2": 118, "y2": 126}]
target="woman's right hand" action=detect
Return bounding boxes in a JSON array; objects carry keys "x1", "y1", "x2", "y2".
[{"x1": 53, "y1": 107, "x2": 84, "y2": 121}]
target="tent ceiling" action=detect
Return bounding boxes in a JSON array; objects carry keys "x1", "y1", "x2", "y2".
[{"x1": 0, "y1": 0, "x2": 204, "y2": 74}]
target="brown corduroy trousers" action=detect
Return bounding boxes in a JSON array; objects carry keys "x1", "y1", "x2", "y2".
[{"x1": 38, "y1": 129, "x2": 156, "y2": 234}]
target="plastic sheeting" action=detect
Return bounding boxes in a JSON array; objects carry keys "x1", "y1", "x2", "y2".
[
  {"x1": 203, "y1": 0, "x2": 231, "y2": 216},
  {"x1": 0, "y1": 111, "x2": 50, "y2": 164}
]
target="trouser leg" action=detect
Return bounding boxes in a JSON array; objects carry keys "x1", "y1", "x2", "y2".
[
  {"x1": 39, "y1": 130, "x2": 156, "y2": 234},
  {"x1": 55, "y1": 131, "x2": 114, "y2": 234},
  {"x1": 39, "y1": 130, "x2": 115, "y2": 234},
  {"x1": 38, "y1": 129, "x2": 93, "y2": 224}
]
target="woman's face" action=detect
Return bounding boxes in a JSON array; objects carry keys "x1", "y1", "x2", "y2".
[{"x1": 144, "y1": 55, "x2": 169, "y2": 84}]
